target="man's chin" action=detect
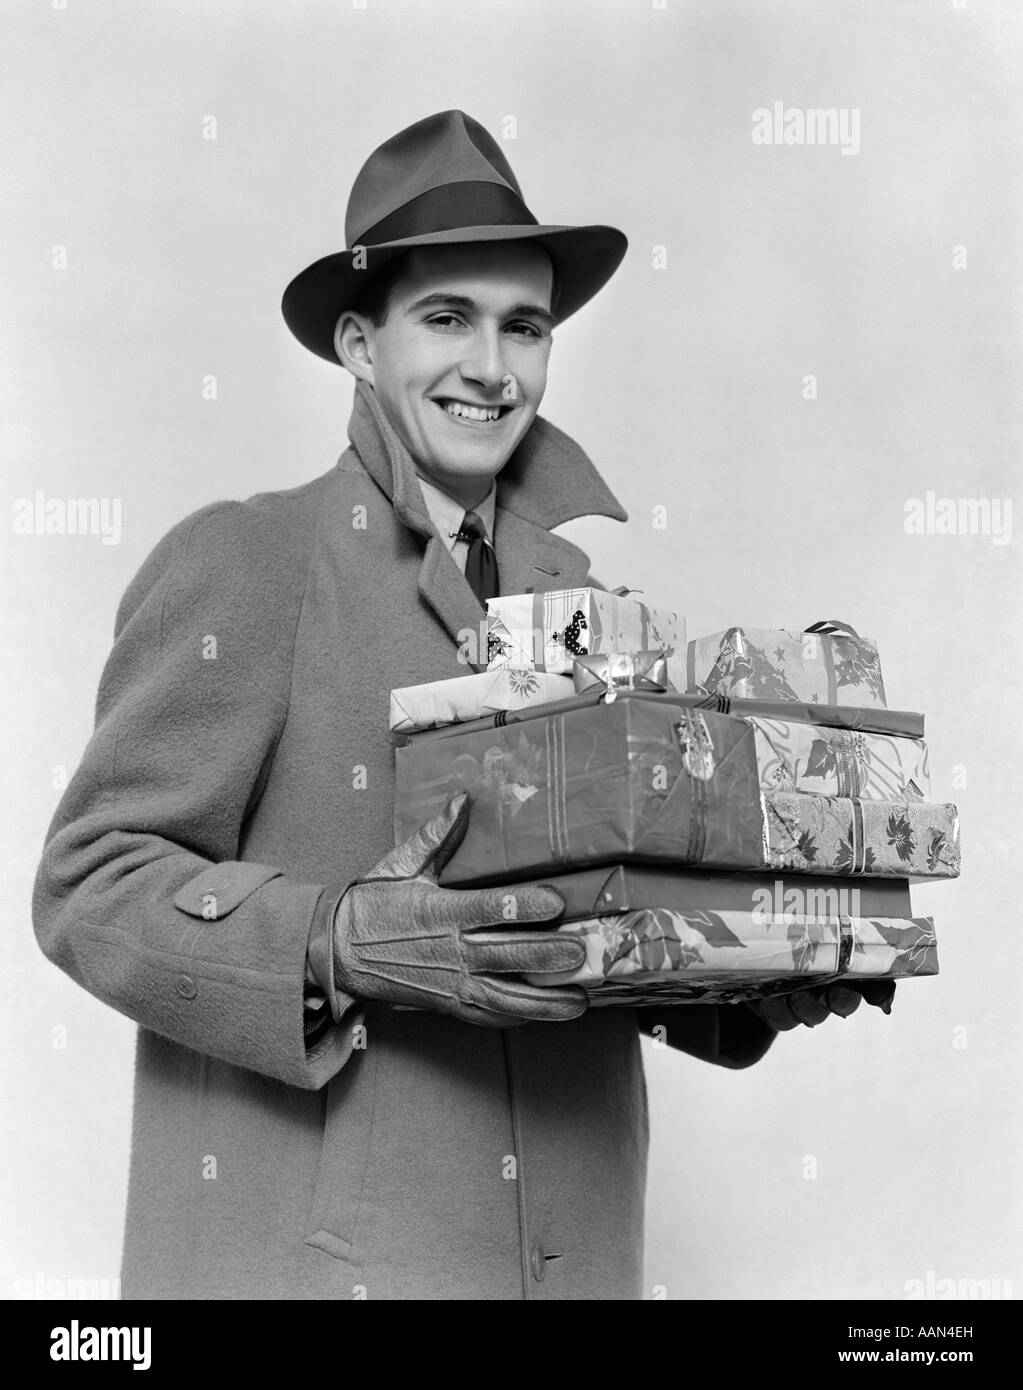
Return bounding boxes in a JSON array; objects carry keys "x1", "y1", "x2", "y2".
[
  {"x1": 420, "y1": 458, "x2": 510, "y2": 494},
  {"x1": 421, "y1": 435, "x2": 526, "y2": 482}
]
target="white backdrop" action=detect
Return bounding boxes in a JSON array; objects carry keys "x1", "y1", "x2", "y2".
[{"x1": 2, "y1": 0, "x2": 1020, "y2": 1300}]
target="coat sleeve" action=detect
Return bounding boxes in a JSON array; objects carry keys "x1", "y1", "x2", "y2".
[
  {"x1": 32, "y1": 501, "x2": 364, "y2": 1091},
  {"x1": 636, "y1": 1006, "x2": 776, "y2": 1069}
]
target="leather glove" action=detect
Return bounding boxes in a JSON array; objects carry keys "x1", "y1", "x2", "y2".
[
  {"x1": 332, "y1": 790, "x2": 589, "y2": 1027},
  {"x1": 746, "y1": 980, "x2": 896, "y2": 1032}
]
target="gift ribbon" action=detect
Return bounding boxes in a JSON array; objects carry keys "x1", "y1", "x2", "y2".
[
  {"x1": 675, "y1": 710, "x2": 717, "y2": 864},
  {"x1": 805, "y1": 620, "x2": 861, "y2": 707},
  {"x1": 572, "y1": 651, "x2": 669, "y2": 699},
  {"x1": 829, "y1": 728, "x2": 865, "y2": 799},
  {"x1": 803, "y1": 619, "x2": 861, "y2": 639},
  {"x1": 544, "y1": 713, "x2": 570, "y2": 864},
  {"x1": 837, "y1": 916, "x2": 855, "y2": 971},
  {"x1": 848, "y1": 797, "x2": 868, "y2": 873},
  {"x1": 398, "y1": 691, "x2": 922, "y2": 746},
  {"x1": 530, "y1": 590, "x2": 550, "y2": 671},
  {"x1": 542, "y1": 704, "x2": 720, "y2": 868}
]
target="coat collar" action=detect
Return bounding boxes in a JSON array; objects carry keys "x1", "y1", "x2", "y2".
[{"x1": 344, "y1": 379, "x2": 627, "y2": 668}]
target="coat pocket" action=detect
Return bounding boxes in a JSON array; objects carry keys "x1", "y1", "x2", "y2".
[{"x1": 304, "y1": 1041, "x2": 379, "y2": 1262}]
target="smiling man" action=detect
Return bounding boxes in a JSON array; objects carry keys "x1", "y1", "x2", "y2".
[
  {"x1": 33, "y1": 111, "x2": 835, "y2": 1303},
  {"x1": 335, "y1": 241, "x2": 555, "y2": 510}
]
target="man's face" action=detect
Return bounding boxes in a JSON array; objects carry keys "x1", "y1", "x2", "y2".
[{"x1": 351, "y1": 242, "x2": 554, "y2": 502}]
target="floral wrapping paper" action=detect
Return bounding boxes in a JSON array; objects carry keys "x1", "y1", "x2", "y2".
[
  {"x1": 764, "y1": 791, "x2": 960, "y2": 879},
  {"x1": 394, "y1": 700, "x2": 765, "y2": 886},
  {"x1": 486, "y1": 588, "x2": 686, "y2": 691},
  {"x1": 687, "y1": 626, "x2": 886, "y2": 707},
  {"x1": 748, "y1": 717, "x2": 930, "y2": 800},
  {"x1": 524, "y1": 909, "x2": 938, "y2": 1006},
  {"x1": 389, "y1": 668, "x2": 575, "y2": 733}
]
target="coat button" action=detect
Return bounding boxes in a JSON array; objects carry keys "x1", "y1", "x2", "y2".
[
  {"x1": 530, "y1": 1244, "x2": 546, "y2": 1282},
  {"x1": 175, "y1": 974, "x2": 197, "y2": 999}
]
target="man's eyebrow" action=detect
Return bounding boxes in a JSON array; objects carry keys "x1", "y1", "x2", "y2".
[{"x1": 404, "y1": 291, "x2": 555, "y2": 329}]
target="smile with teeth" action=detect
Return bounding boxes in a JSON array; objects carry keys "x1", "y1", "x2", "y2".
[{"x1": 436, "y1": 399, "x2": 508, "y2": 424}]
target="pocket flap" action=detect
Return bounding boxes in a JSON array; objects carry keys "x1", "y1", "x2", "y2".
[{"x1": 173, "y1": 862, "x2": 283, "y2": 919}]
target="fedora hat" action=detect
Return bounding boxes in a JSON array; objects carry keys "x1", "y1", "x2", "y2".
[{"x1": 282, "y1": 109, "x2": 627, "y2": 363}]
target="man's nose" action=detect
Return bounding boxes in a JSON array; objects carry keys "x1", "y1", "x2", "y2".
[{"x1": 459, "y1": 326, "x2": 507, "y2": 389}]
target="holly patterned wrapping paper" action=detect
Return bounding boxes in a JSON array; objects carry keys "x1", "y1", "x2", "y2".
[
  {"x1": 748, "y1": 717, "x2": 930, "y2": 801},
  {"x1": 687, "y1": 625, "x2": 886, "y2": 707},
  {"x1": 389, "y1": 668, "x2": 575, "y2": 733},
  {"x1": 394, "y1": 700, "x2": 765, "y2": 887},
  {"x1": 764, "y1": 791, "x2": 960, "y2": 879},
  {"x1": 486, "y1": 588, "x2": 686, "y2": 691},
  {"x1": 523, "y1": 909, "x2": 938, "y2": 1007}
]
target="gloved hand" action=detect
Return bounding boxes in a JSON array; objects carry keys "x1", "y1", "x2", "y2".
[
  {"x1": 332, "y1": 790, "x2": 589, "y2": 1027},
  {"x1": 746, "y1": 979, "x2": 896, "y2": 1032}
]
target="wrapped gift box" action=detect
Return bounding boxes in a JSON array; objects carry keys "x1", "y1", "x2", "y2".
[
  {"x1": 403, "y1": 686, "x2": 922, "y2": 750},
  {"x1": 687, "y1": 624, "x2": 886, "y2": 707},
  {"x1": 764, "y1": 791, "x2": 960, "y2": 878},
  {"x1": 523, "y1": 909, "x2": 938, "y2": 1006},
  {"x1": 394, "y1": 692, "x2": 954, "y2": 884},
  {"x1": 400, "y1": 686, "x2": 924, "y2": 745},
  {"x1": 390, "y1": 668, "x2": 575, "y2": 733},
  {"x1": 511, "y1": 863, "x2": 913, "y2": 921},
  {"x1": 748, "y1": 716, "x2": 930, "y2": 800},
  {"x1": 486, "y1": 587, "x2": 686, "y2": 690},
  {"x1": 394, "y1": 699, "x2": 766, "y2": 885}
]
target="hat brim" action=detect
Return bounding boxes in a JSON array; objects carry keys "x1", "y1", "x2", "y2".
[{"x1": 281, "y1": 223, "x2": 627, "y2": 364}]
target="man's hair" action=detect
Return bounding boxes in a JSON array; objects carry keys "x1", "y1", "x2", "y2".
[
  {"x1": 348, "y1": 252, "x2": 414, "y2": 327},
  {"x1": 348, "y1": 245, "x2": 561, "y2": 327}
]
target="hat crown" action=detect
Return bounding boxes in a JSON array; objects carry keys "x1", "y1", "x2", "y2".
[{"x1": 345, "y1": 110, "x2": 528, "y2": 247}]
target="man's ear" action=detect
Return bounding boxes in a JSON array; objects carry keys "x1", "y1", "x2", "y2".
[{"x1": 334, "y1": 310, "x2": 375, "y2": 383}]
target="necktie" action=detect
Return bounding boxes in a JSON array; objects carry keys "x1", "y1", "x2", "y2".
[{"x1": 457, "y1": 510, "x2": 499, "y2": 606}]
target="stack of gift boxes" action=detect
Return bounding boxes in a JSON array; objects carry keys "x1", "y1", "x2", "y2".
[{"x1": 389, "y1": 589, "x2": 960, "y2": 1007}]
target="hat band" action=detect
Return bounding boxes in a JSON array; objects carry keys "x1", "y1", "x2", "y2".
[{"x1": 353, "y1": 181, "x2": 539, "y2": 248}]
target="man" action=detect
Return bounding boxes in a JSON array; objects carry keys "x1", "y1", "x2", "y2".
[{"x1": 32, "y1": 111, "x2": 889, "y2": 1301}]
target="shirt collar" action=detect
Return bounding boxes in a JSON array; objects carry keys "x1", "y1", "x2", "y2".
[{"x1": 415, "y1": 473, "x2": 497, "y2": 551}]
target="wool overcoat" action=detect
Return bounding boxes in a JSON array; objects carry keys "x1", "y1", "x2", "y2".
[{"x1": 33, "y1": 379, "x2": 773, "y2": 1300}]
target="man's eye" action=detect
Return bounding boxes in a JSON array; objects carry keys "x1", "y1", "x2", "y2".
[
  {"x1": 506, "y1": 322, "x2": 543, "y2": 339},
  {"x1": 426, "y1": 314, "x2": 464, "y2": 329}
]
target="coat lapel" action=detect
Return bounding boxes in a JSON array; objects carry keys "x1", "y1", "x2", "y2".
[
  {"x1": 345, "y1": 378, "x2": 624, "y2": 668},
  {"x1": 492, "y1": 507, "x2": 592, "y2": 600},
  {"x1": 415, "y1": 533, "x2": 490, "y2": 669}
]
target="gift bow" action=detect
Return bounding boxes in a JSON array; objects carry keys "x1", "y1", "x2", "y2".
[
  {"x1": 572, "y1": 650, "x2": 672, "y2": 698},
  {"x1": 804, "y1": 619, "x2": 861, "y2": 639}
]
